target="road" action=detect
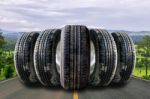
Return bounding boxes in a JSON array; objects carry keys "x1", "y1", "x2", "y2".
[{"x1": 0, "y1": 77, "x2": 150, "y2": 99}]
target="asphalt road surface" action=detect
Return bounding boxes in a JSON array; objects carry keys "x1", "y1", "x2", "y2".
[{"x1": 0, "y1": 77, "x2": 150, "y2": 99}]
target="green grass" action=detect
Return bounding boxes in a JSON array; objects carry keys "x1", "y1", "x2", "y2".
[{"x1": 133, "y1": 67, "x2": 150, "y2": 79}]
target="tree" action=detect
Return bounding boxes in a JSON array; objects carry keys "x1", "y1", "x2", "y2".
[
  {"x1": 0, "y1": 32, "x2": 5, "y2": 48},
  {"x1": 137, "y1": 35, "x2": 150, "y2": 76}
]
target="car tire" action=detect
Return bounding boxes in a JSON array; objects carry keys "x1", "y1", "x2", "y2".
[
  {"x1": 34, "y1": 29, "x2": 61, "y2": 86},
  {"x1": 111, "y1": 32, "x2": 136, "y2": 83},
  {"x1": 60, "y1": 25, "x2": 90, "y2": 90},
  {"x1": 89, "y1": 29, "x2": 117, "y2": 86},
  {"x1": 14, "y1": 32, "x2": 39, "y2": 84}
]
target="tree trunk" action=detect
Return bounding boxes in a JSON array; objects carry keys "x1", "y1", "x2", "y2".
[{"x1": 146, "y1": 63, "x2": 148, "y2": 76}]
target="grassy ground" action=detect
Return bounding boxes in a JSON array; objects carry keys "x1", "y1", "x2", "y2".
[{"x1": 133, "y1": 67, "x2": 150, "y2": 79}]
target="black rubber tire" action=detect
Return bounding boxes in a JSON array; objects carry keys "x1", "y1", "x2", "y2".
[
  {"x1": 34, "y1": 29, "x2": 61, "y2": 86},
  {"x1": 89, "y1": 29, "x2": 117, "y2": 86},
  {"x1": 111, "y1": 32, "x2": 136, "y2": 83},
  {"x1": 60, "y1": 25, "x2": 90, "y2": 90},
  {"x1": 14, "y1": 32, "x2": 39, "y2": 84}
]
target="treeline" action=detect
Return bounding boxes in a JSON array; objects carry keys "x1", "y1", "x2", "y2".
[
  {"x1": 2, "y1": 40, "x2": 16, "y2": 50},
  {"x1": 0, "y1": 32, "x2": 16, "y2": 80},
  {"x1": 135, "y1": 35, "x2": 150, "y2": 79},
  {"x1": 0, "y1": 31, "x2": 150, "y2": 80}
]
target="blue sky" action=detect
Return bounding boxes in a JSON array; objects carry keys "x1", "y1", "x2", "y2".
[{"x1": 0, "y1": 0, "x2": 150, "y2": 32}]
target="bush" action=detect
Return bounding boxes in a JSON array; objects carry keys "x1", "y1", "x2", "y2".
[
  {"x1": 0, "y1": 50, "x2": 16, "y2": 80},
  {"x1": 143, "y1": 75, "x2": 150, "y2": 80}
]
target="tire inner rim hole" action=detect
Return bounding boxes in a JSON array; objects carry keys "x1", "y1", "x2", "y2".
[{"x1": 56, "y1": 41, "x2": 96, "y2": 75}]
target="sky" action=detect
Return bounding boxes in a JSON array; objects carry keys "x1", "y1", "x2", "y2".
[{"x1": 0, "y1": 0, "x2": 150, "y2": 32}]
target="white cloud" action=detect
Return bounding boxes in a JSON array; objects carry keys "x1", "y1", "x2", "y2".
[
  {"x1": 18, "y1": 27, "x2": 41, "y2": 32},
  {"x1": 0, "y1": 0, "x2": 35, "y2": 5},
  {"x1": 0, "y1": 0, "x2": 150, "y2": 31},
  {"x1": 0, "y1": 16, "x2": 36, "y2": 26}
]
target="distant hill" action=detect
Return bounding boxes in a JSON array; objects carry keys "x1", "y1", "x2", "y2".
[
  {"x1": 0, "y1": 29, "x2": 22, "y2": 50},
  {"x1": 2, "y1": 30, "x2": 22, "y2": 41},
  {"x1": 108, "y1": 30, "x2": 150, "y2": 43},
  {"x1": 0, "y1": 29, "x2": 150, "y2": 50}
]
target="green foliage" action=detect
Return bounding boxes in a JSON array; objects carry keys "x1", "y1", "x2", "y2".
[
  {"x1": 0, "y1": 32, "x2": 5, "y2": 48},
  {"x1": 0, "y1": 31, "x2": 16, "y2": 80},
  {"x1": 2, "y1": 40, "x2": 16, "y2": 50},
  {"x1": 143, "y1": 75, "x2": 150, "y2": 80},
  {"x1": 0, "y1": 49, "x2": 16, "y2": 80},
  {"x1": 134, "y1": 35, "x2": 150, "y2": 80},
  {"x1": 134, "y1": 67, "x2": 150, "y2": 78},
  {"x1": 0, "y1": 68, "x2": 6, "y2": 80}
]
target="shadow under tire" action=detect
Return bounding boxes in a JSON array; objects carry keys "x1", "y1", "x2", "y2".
[
  {"x1": 14, "y1": 32, "x2": 39, "y2": 85},
  {"x1": 111, "y1": 32, "x2": 136, "y2": 83},
  {"x1": 89, "y1": 29, "x2": 117, "y2": 86},
  {"x1": 60, "y1": 25, "x2": 90, "y2": 90},
  {"x1": 34, "y1": 29, "x2": 61, "y2": 86}
]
